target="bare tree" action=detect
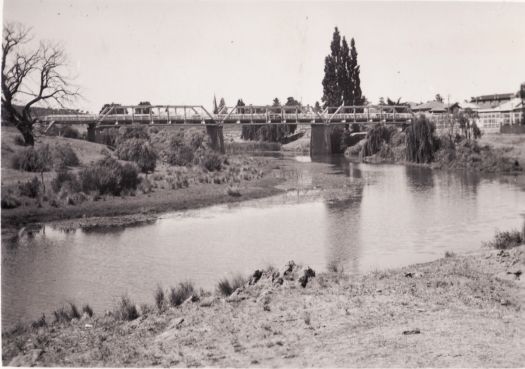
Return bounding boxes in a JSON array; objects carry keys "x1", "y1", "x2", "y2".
[{"x1": 2, "y1": 22, "x2": 78, "y2": 145}]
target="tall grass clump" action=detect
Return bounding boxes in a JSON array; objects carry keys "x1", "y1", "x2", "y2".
[
  {"x1": 362, "y1": 124, "x2": 395, "y2": 157},
  {"x1": 485, "y1": 228, "x2": 524, "y2": 250},
  {"x1": 51, "y1": 144, "x2": 80, "y2": 168},
  {"x1": 216, "y1": 275, "x2": 246, "y2": 296},
  {"x1": 115, "y1": 296, "x2": 139, "y2": 321},
  {"x1": 405, "y1": 115, "x2": 439, "y2": 163},
  {"x1": 53, "y1": 303, "x2": 81, "y2": 323},
  {"x1": 154, "y1": 285, "x2": 165, "y2": 310},
  {"x1": 82, "y1": 304, "x2": 94, "y2": 317},
  {"x1": 79, "y1": 157, "x2": 139, "y2": 195},
  {"x1": 169, "y1": 281, "x2": 195, "y2": 306}
]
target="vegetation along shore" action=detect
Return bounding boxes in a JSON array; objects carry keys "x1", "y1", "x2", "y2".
[{"x1": 2, "y1": 228, "x2": 524, "y2": 367}]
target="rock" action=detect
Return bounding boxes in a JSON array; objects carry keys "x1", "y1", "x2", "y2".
[
  {"x1": 402, "y1": 328, "x2": 421, "y2": 335},
  {"x1": 84, "y1": 323, "x2": 93, "y2": 329},
  {"x1": 500, "y1": 299, "x2": 511, "y2": 306},
  {"x1": 200, "y1": 297, "x2": 216, "y2": 307},
  {"x1": 274, "y1": 277, "x2": 284, "y2": 286},
  {"x1": 404, "y1": 272, "x2": 414, "y2": 278},
  {"x1": 506, "y1": 270, "x2": 522, "y2": 280},
  {"x1": 226, "y1": 294, "x2": 246, "y2": 303},
  {"x1": 8, "y1": 349, "x2": 43, "y2": 367},
  {"x1": 249, "y1": 270, "x2": 263, "y2": 285}
]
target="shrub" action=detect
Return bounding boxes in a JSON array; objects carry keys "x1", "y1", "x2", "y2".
[
  {"x1": 405, "y1": 115, "x2": 439, "y2": 163},
  {"x1": 53, "y1": 307, "x2": 71, "y2": 323},
  {"x1": 18, "y1": 177, "x2": 40, "y2": 198},
  {"x1": 52, "y1": 144, "x2": 80, "y2": 168},
  {"x1": 11, "y1": 145, "x2": 51, "y2": 172},
  {"x1": 51, "y1": 169, "x2": 80, "y2": 193},
  {"x1": 169, "y1": 281, "x2": 195, "y2": 307},
  {"x1": 31, "y1": 314, "x2": 47, "y2": 329},
  {"x1": 115, "y1": 296, "x2": 139, "y2": 321},
  {"x1": 82, "y1": 304, "x2": 94, "y2": 317},
  {"x1": 197, "y1": 150, "x2": 223, "y2": 172},
  {"x1": 1, "y1": 193, "x2": 21, "y2": 209},
  {"x1": 362, "y1": 124, "x2": 395, "y2": 157},
  {"x1": 116, "y1": 125, "x2": 150, "y2": 145},
  {"x1": 485, "y1": 229, "x2": 523, "y2": 250},
  {"x1": 116, "y1": 138, "x2": 157, "y2": 173},
  {"x1": 79, "y1": 157, "x2": 138, "y2": 195},
  {"x1": 61, "y1": 126, "x2": 80, "y2": 139},
  {"x1": 216, "y1": 275, "x2": 246, "y2": 297},
  {"x1": 138, "y1": 177, "x2": 153, "y2": 194},
  {"x1": 472, "y1": 122, "x2": 482, "y2": 140}
]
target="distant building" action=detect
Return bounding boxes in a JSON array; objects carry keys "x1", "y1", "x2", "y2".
[
  {"x1": 476, "y1": 98, "x2": 523, "y2": 133},
  {"x1": 412, "y1": 101, "x2": 460, "y2": 130},
  {"x1": 470, "y1": 93, "x2": 515, "y2": 110}
]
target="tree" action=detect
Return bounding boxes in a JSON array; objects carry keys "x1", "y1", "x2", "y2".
[
  {"x1": 212, "y1": 95, "x2": 219, "y2": 114},
  {"x1": 321, "y1": 27, "x2": 363, "y2": 108},
  {"x1": 349, "y1": 38, "x2": 362, "y2": 105},
  {"x1": 272, "y1": 98, "x2": 281, "y2": 107},
  {"x1": 435, "y1": 94, "x2": 444, "y2": 103},
  {"x1": 218, "y1": 98, "x2": 226, "y2": 113},
  {"x1": 2, "y1": 23, "x2": 78, "y2": 145}
]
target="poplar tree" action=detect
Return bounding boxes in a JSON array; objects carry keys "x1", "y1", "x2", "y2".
[{"x1": 349, "y1": 38, "x2": 362, "y2": 105}]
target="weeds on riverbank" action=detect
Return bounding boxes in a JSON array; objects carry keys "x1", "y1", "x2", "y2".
[
  {"x1": 169, "y1": 281, "x2": 195, "y2": 306},
  {"x1": 217, "y1": 275, "x2": 246, "y2": 296},
  {"x1": 114, "y1": 296, "x2": 139, "y2": 321},
  {"x1": 485, "y1": 228, "x2": 524, "y2": 250}
]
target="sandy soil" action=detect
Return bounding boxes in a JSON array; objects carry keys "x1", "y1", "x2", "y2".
[{"x1": 2, "y1": 244, "x2": 524, "y2": 367}]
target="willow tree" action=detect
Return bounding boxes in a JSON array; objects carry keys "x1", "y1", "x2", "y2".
[{"x1": 2, "y1": 22, "x2": 79, "y2": 145}]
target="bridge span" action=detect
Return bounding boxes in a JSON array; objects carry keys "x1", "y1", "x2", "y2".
[{"x1": 40, "y1": 104, "x2": 414, "y2": 155}]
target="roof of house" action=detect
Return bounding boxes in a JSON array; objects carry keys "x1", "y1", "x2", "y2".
[
  {"x1": 478, "y1": 98, "x2": 523, "y2": 112},
  {"x1": 412, "y1": 101, "x2": 457, "y2": 113},
  {"x1": 470, "y1": 93, "x2": 515, "y2": 103}
]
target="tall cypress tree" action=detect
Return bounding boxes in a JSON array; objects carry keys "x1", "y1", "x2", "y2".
[
  {"x1": 349, "y1": 38, "x2": 362, "y2": 105},
  {"x1": 322, "y1": 28, "x2": 343, "y2": 108},
  {"x1": 340, "y1": 37, "x2": 353, "y2": 106}
]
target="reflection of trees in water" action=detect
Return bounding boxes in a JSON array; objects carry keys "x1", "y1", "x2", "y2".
[
  {"x1": 323, "y1": 183, "x2": 364, "y2": 276},
  {"x1": 404, "y1": 166, "x2": 435, "y2": 192},
  {"x1": 436, "y1": 170, "x2": 481, "y2": 196}
]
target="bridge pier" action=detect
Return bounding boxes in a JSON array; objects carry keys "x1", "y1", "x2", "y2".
[
  {"x1": 310, "y1": 124, "x2": 333, "y2": 156},
  {"x1": 206, "y1": 125, "x2": 225, "y2": 154},
  {"x1": 87, "y1": 123, "x2": 96, "y2": 142}
]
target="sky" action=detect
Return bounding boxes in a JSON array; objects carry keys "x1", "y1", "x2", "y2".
[{"x1": 3, "y1": 0, "x2": 525, "y2": 113}]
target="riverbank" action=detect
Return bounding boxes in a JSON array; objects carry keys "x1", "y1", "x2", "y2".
[{"x1": 3, "y1": 241, "x2": 524, "y2": 367}]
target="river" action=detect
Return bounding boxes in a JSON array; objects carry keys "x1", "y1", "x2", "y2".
[{"x1": 2, "y1": 156, "x2": 524, "y2": 328}]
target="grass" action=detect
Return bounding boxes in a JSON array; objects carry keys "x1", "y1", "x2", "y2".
[
  {"x1": 82, "y1": 304, "x2": 94, "y2": 317},
  {"x1": 485, "y1": 228, "x2": 524, "y2": 250},
  {"x1": 216, "y1": 275, "x2": 246, "y2": 297},
  {"x1": 169, "y1": 281, "x2": 195, "y2": 307},
  {"x1": 155, "y1": 285, "x2": 165, "y2": 310},
  {"x1": 115, "y1": 296, "x2": 139, "y2": 321}
]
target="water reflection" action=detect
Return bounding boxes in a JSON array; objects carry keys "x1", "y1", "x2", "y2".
[{"x1": 2, "y1": 157, "x2": 524, "y2": 329}]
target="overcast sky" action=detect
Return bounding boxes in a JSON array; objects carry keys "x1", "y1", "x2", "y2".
[{"x1": 3, "y1": 1, "x2": 525, "y2": 112}]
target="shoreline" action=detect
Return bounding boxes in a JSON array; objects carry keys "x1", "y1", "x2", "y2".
[{"x1": 3, "y1": 243, "x2": 523, "y2": 367}]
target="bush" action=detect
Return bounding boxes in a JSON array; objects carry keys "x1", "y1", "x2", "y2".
[
  {"x1": 79, "y1": 157, "x2": 139, "y2": 195},
  {"x1": 61, "y1": 126, "x2": 80, "y2": 139},
  {"x1": 115, "y1": 296, "x2": 139, "y2": 321},
  {"x1": 116, "y1": 138, "x2": 157, "y2": 173},
  {"x1": 52, "y1": 144, "x2": 80, "y2": 168},
  {"x1": 405, "y1": 115, "x2": 439, "y2": 163},
  {"x1": 485, "y1": 229, "x2": 523, "y2": 250},
  {"x1": 18, "y1": 177, "x2": 41, "y2": 198},
  {"x1": 11, "y1": 145, "x2": 51, "y2": 172},
  {"x1": 116, "y1": 125, "x2": 150, "y2": 145},
  {"x1": 1, "y1": 192, "x2": 21, "y2": 209},
  {"x1": 216, "y1": 275, "x2": 246, "y2": 296},
  {"x1": 197, "y1": 150, "x2": 223, "y2": 172},
  {"x1": 362, "y1": 124, "x2": 395, "y2": 157},
  {"x1": 169, "y1": 281, "x2": 195, "y2": 307},
  {"x1": 51, "y1": 169, "x2": 80, "y2": 193}
]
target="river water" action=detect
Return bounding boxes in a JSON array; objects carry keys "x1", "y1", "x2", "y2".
[{"x1": 2, "y1": 156, "x2": 525, "y2": 328}]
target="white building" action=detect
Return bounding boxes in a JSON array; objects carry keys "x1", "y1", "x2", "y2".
[{"x1": 476, "y1": 98, "x2": 523, "y2": 133}]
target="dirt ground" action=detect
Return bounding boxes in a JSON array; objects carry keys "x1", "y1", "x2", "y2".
[{"x1": 2, "y1": 244, "x2": 524, "y2": 367}]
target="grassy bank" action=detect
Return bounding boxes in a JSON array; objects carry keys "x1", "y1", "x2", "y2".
[
  {"x1": 3, "y1": 230, "x2": 524, "y2": 367},
  {"x1": 1, "y1": 126, "x2": 286, "y2": 237}
]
